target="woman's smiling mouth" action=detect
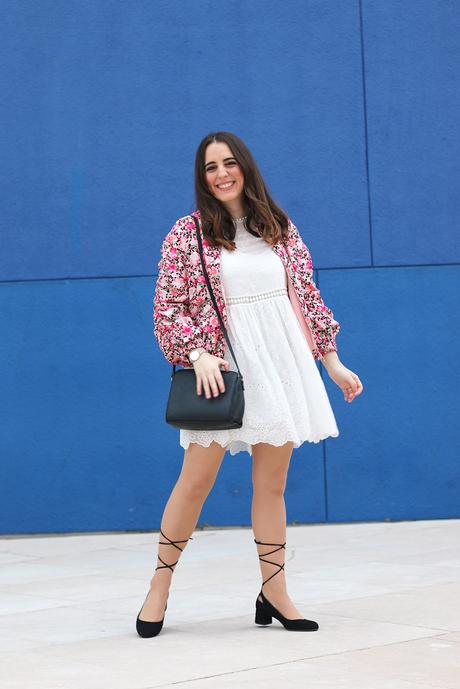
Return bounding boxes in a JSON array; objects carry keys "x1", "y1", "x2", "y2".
[{"x1": 216, "y1": 181, "x2": 236, "y2": 191}]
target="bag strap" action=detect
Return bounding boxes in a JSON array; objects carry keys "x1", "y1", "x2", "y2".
[{"x1": 171, "y1": 214, "x2": 244, "y2": 381}]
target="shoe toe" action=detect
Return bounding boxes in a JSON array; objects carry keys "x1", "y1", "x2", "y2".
[{"x1": 136, "y1": 613, "x2": 164, "y2": 638}]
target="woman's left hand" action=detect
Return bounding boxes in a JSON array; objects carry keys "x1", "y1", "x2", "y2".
[{"x1": 326, "y1": 362, "x2": 364, "y2": 403}]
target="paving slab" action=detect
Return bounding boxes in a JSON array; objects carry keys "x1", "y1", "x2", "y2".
[{"x1": 0, "y1": 519, "x2": 459, "y2": 689}]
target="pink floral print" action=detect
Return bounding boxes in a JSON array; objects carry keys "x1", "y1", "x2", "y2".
[{"x1": 153, "y1": 210, "x2": 340, "y2": 367}]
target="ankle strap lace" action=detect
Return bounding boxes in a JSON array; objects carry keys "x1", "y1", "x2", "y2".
[
  {"x1": 155, "y1": 528, "x2": 193, "y2": 573},
  {"x1": 254, "y1": 538, "x2": 286, "y2": 586}
]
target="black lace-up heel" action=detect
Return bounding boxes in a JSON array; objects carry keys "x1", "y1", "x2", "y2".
[
  {"x1": 136, "y1": 529, "x2": 193, "y2": 638},
  {"x1": 254, "y1": 538, "x2": 319, "y2": 632}
]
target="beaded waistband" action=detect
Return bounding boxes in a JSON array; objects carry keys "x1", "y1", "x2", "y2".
[{"x1": 225, "y1": 286, "x2": 288, "y2": 305}]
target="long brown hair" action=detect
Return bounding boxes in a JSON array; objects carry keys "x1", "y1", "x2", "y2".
[{"x1": 193, "y1": 131, "x2": 290, "y2": 251}]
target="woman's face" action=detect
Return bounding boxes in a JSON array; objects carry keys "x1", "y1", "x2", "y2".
[{"x1": 204, "y1": 142, "x2": 245, "y2": 207}]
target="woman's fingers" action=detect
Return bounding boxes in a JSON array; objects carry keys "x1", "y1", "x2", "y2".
[
  {"x1": 192, "y1": 354, "x2": 231, "y2": 398},
  {"x1": 352, "y1": 372, "x2": 363, "y2": 393},
  {"x1": 216, "y1": 368, "x2": 226, "y2": 393},
  {"x1": 343, "y1": 372, "x2": 363, "y2": 402},
  {"x1": 201, "y1": 379, "x2": 208, "y2": 398},
  {"x1": 198, "y1": 372, "x2": 227, "y2": 398},
  {"x1": 206, "y1": 376, "x2": 216, "y2": 398},
  {"x1": 209, "y1": 371, "x2": 226, "y2": 397},
  {"x1": 203, "y1": 376, "x2": 216, "y2": 399}
]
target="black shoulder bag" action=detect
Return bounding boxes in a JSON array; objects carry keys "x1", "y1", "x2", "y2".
[{"x1": 165, "y1": 215, "x2": 245, "y2": 430}]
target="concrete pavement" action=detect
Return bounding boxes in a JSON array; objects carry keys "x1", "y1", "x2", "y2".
[{"x1": 0, "y1": 518, "x2": 459, "y2": 688}]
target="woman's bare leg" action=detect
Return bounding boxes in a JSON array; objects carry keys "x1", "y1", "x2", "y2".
[
  {"x1": 251, "y1": 441, "x2": 304, "y2": 619},
  {"x1": 139, "y1": 441, "x2": 227, "y2": 621}
]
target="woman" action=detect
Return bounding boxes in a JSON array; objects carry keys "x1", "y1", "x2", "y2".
[{"x1": 136, "y1": 131, "x2": 363, "y2": 638}]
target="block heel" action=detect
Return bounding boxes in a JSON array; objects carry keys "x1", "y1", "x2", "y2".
[{"x1": 255, "y1": 602, "x2": 272, "y2": 625}]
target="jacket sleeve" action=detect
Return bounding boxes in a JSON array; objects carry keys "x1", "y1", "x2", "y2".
[
  {"x1": 153, "y1": 221, "x2": 206, "y2": 367},
  {"x1": 287, "y1": 219, "x2": 340, "y2": 358}
]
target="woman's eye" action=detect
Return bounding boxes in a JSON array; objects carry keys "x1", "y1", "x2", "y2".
[{"x1": 206, "y1": 161, "x2": 237, "y2": 172}]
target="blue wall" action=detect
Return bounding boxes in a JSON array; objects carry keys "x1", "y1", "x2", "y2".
[{"x1": 1, "y1": 1, "x2": 459, "y2": 534}]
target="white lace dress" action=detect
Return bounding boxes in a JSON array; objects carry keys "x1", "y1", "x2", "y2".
[{"x1": 179, "y1": 217, "x2": 339, "y2": 457}]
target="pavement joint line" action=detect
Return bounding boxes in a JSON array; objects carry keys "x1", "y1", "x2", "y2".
[{"x1": 139, "y1": 631, "x2": 458, "y2": 688}]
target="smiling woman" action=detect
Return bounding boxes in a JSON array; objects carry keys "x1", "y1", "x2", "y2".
[{"x1": 139, "y1": 130, "x2": 363, "y2": 639}]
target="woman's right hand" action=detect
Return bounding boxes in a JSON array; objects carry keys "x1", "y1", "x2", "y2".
[{"x1": 194, "y1": 353, "x2": 231, "y2": 398}]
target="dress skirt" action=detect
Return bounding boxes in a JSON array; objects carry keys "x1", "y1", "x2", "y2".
[{"x1": 179, "y1": 217, "x2": 339, "y2": 457}]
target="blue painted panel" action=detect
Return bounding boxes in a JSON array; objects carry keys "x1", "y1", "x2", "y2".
[
  {"x1": 1, "y1": 0, "x2": 368, "y2": 281},
  {"x1": 322, "y1": 265, "x2": 460, "y2": 521},
  {"x1": 1, "y1": 265, "x2": 458, "y2": 534},
  {"x1": 363, "y1": 1, "x2": 460, "y2": 264},
  {"x1": 0, "y1": 275, "x2": 325, "y2": 535},
  {"x1": 0, "y1": 276, "x2": 162, "y2": 534}
]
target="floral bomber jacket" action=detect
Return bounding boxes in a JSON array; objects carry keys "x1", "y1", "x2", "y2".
[{"x1": 153, "y1": 210, "x2": 340, "y2": 368}]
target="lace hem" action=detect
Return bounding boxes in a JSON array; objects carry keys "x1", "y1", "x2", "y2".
[{"x1": 179, "y1": 427, "x2": 339, "y2": 457}]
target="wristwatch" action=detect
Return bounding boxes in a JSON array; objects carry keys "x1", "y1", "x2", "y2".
[{"x1": 188, "y1": 347, "x2": 207, "y2": 364}]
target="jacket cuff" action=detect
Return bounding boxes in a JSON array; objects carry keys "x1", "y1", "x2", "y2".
[
  {"x1": 317, "y1": 342, "x2": 338, "y2": 358},
  {"x1": 171, "y1": 335, "x2": 206, "y2": 367}
]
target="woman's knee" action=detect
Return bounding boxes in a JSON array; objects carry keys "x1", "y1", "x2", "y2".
[
  {"x1": 178, "y1": 473, "x2": 216, "y2": 500},
  {"x1": 252, "y1": 471, "x2": 288, "y2": 496}
]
